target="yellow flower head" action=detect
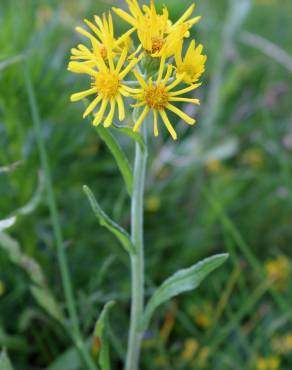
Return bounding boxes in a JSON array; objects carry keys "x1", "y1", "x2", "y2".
[
  {"x1": 68, "y1": 45, "x2": 140, "y2": 127},
  {"x1": 256, "y1": 356, "x2": 281, "y2": 370},
  {"x1": 113, "y1": 0, "x2": 201, "y2": 58},
  {"x1": 264, "y1": 255, "x2": 290, "y2": 291},
  {"x1": 125, "y1": 56, "x2": 201, "y2": 140},
  {"x1": 175, "y1": 40, "x2": 207, "y2": 84},
  {"x1": 71, "y1": 13, "x2": 134, "y2": 66}
]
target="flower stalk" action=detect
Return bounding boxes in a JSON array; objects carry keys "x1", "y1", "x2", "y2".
[{"x1": 125, "y1": 111, "x2": 148, "y2": 370}]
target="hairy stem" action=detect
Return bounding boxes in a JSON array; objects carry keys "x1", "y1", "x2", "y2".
[{"x1": 125, "y1": 114, "x2": 148, "y2": 370}]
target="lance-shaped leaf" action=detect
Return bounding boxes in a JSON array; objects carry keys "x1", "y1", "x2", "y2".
[
  {"x1": 0, "y1": 217, "x2": 16, "y2": 232},
  {"x1": 83, "y1": 185, "x2": 135, "y2": 255},
  {"x1": 0, "y1": 349, "x2": 14, "y2": 370},
  {"x1": 0, "y1": 232, "x2": 64, "y2": 323},
  {"x1": 141, "y1": 254, "x2": 229, "y2": 331},
  {"x1": 96, "y1": 126, "x2": 133, "y2": 196},
  {"x1": 92, "y1": 301, "x2": 115, "y2": 370}
]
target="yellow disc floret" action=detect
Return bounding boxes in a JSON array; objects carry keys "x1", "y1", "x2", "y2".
[
  {"x1": 144, "y1": 84, "x2": 169, "y2": 110},
  {"x1": 95, "y1": 71, "x2": 120, "y2": 99}
]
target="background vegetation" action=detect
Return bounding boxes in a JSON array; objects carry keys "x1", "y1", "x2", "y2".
[{"x1": 1, "y1": 0, "x2": 292, "y2": 369}]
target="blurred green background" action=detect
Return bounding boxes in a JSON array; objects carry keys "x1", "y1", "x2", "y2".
[{"x1": 1, "y1": 0, "x2": 292, "y2": 369}]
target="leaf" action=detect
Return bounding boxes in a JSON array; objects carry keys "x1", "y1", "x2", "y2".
[
  {"x1": 93, "y1": 301, "x2": 115, "y2": 370},
  {"x1": 96, "y1": 126, "x2": 133, "y2": 195},
  {"x1": 142, "y1": 254, "x2": 229, "y2": 331},
  {"x1": 0, "y1": 349, "x2": 14, "y2": 370},
  {"x1": 0, "y1": 217, "x2": 16, "y2": 232},
  {"x1": 0, "y1": 232, "x2": 64, "y2": 323},
  {"x1": 14, "y1": 171, "x2": 45, "y2": 216},
  {"x1": 83, "y1": 185, "x2": 135, "y2": 255},
  {"x1": 30, "y1": 286, "x2": 64, "y2": 323},
  {"x1": 111, "y1": 124, "x2": 145, "y2": 152}
]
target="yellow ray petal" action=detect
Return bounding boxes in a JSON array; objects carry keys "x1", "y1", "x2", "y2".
[
  {"x1": 119, "y1": 58, "x2": 139, "y2": 79},
  {"x1": 166, "y1": 104, "x2": 195, "y2": 125},
  {"x1": 169, "y1": 82, "x2": 202, "y2": 96},
  {"x1": 133, "y1": 106, "x2": 149, "y2": 132},
  {"x1": 116, "y1": 94, "x2": 125, "y2": 121},
  {"x1": 112, "y1": 7, "x2": 137, "y2": 27},
  {"x1": 115, "y1": 48, "x2": 128, "y2": 73},
  {"x1": 67, "y1": 62, "x2": 98, "y2": 77},
  {"x1": 174, "y1": 4, "x2": 195, "y2": 26},
  {"x1": 83, "y1": 95, "x2": 102, "y2": 118},
  {"x1": 93, "y1": 99, "x2": 108, "y2": 126},
  {"x1": 104, "y1": 99, "x2": 116, "y2": 127},
  {"x1": 166, "y1": 73, "x2": 185, "y2": 91},
  {"x1": 163, "y1": 64, "x2": 173, "y2": 83},
  {"x1": 133, "y1": 69, "x2": 147, "y2": 88},
  {"x1": 169, "y1": 97, "x2": 200, "y2": 104},
  {"x1": 153, "y1": 110, "x2": 159, "y2": 137},
  {"x1": 159, "y1": 110, "x2": 177, "y2": 140},
  {"x1": 83, "y1": 19, "x2": 103, "y2": 40},
  {"x1": 70, "y1": 87, "x2": 97, "y2": 102},
  {"x1": 157, "y1": 55, "x2": 166, "y2": 82}
]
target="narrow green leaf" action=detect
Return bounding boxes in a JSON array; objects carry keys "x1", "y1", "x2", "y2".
[
  {"x1": 142, "y1": 254, "x2": 229, "y2": 331},
  {"x1": 0, "y1": 349, "x2": 14, "y2": 370},
  {"x1": 111, "y1": 124, "x2": 145, "y2": 152},
  {"x1": 96, "y1": 127, "x2": 133, "y2": 195},
  {"x1": 93, "y1": 301, "x2": 115, "y2": 370},
  {"x1": 30, "y1": 286, "x2": 64, "y2": 322},
  {"x1": 14, "y1": 171, "x2": 45, "y2": 216},
  {"x1": 0, "y1": 232, "x2": 64, "y2": 323},
  {"x1": 0, "y1": 217, "x2": 16, "y2": 232},
  {"x1": 83, "y1": 185, "x2": 135, "y2": 255}
]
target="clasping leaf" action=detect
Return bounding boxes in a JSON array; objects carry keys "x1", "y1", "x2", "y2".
[{"x1": 83, "y1": 185, "x2": 135, "y2": 255}]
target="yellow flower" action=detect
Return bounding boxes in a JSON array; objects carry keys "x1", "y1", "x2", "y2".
[
  {"x1": 264, "y1": 255, "x2": 290, "y2": 291},
  {"x1": 145, "y1": 195, "x2": 161, "y2": 212},
  {"x1": 206, "y1": 159, "x2": 225, "y2": 174},
  {"x1": 113, "y1": 0, "x2": 201, "y2": 58},
  {"x1": 241, "y1": 148, "x2": 264, "y2": 168},
  {"x1": 256, "y1": 356, "x2": 281, "y2": 370},
  {"x1": 68, "y1": 46, "x2": 139, "y2": 127},
  {"x1": 126, "y1": 57, "x2": 201, "y2": 140},
  {"x1": 175, "y1": 40, "x2": 207, "y2": 84},
  {"x1": 181, "y1": 338, "x2": 199, "y2": 361},
  {"x1": 71, "y1": 13, "x2": 134, "y2": 65},
  {"x1": 272, "y1": 333, "x2": 292, "y2": 355}
]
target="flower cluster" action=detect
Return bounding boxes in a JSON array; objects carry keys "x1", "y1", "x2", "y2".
[{"x1": 68, "y1": 0, "x2": 206, "y2": 140}]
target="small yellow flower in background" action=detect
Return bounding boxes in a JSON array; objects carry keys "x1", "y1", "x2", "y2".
[
  {"x1": 113, "y1": 0, "x2": 201, "y2": 58},
  {"x1": 256, "y1": 356, "x2": 281, "y2": 370},
  {"x1": 264, "y1": 255, "x2": 290, "y2": 291},
  {"x1": 272, "y1": 333, "x2": 292, "y2": 355},
  {"x1": 68, "y1": 45, "x2": 140, "y2": 127},
  {"x1": 190, "y1": 303, "x2": 213, "y2": 330},
  {"x1": 127, "y1": 57, "x2": 201, "y2": 140},
  {"x1": 181, "y1": 338, "x2": 199, "y2": 361},
  {"x1": 196, "y1": 346, "x2": 210, "y2": 368},
  {"x1": 241, "y1": 148, "x2": 264, "y2": 168},
  {"x1": 145, "y1": 195, "x2": 161, "y2": 212},
  {"x1": 206, "y1": 159, "x2": 225, "y2": 174},
  {"x1": 176, "y1": 40, "x2": 207, "y2": 84}
]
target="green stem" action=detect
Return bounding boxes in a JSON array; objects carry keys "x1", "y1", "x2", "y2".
[
  {"x1": 23, "y1": 62, "x2": 97, "y2": 370},
  {"x1": 125, "y1": 114, "x2": 148, "y2": 370}
]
